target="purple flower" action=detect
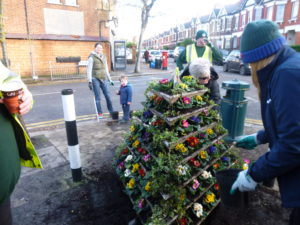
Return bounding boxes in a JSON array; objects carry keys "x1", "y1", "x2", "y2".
[
  {"x1": 208, "y1": 146, "x2": 217, "y2": 154},
  {"x1": 143, "y1": 154, "x2": 151, "y2": 162},
  {"x1": 142, "y1": 132, "x2": 151, "y2": 141},
  {"x1": 221, "y1": 156, "x2": 230, "y2": 162},
  {"x1": 118, "y1": 161, "x2": 125, "y2": 169},
  {"x1": 199, "y1": 133, "x2": 206, "y2": 139},
  {"x1": 138, "y1": 199, "x2": 144, "y2": 208},
  {"x1": 183, "y1": 97, "x2": 191, "y2": 104},
  {"x1": 189, "y1": 116, "x2": 201, "y2": 124},
  {"x1": 143, "y1": 110, "x2": 153, "y2": 118}
]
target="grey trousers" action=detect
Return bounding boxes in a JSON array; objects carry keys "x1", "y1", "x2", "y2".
[{"x1": 0, "y1": 198, "x2": 12, "y2": 225}]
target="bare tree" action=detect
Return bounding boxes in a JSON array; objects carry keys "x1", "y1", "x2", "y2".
[
  {"x1": 0, "y1": 0, "x2": 9, "y2": 67},
  {"x1": 134, "y1": 0, "x2": 157, "y2": 73}
]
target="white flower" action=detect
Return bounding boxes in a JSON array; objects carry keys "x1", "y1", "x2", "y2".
[
  {"x1": 201, "y1": 170, "x2": 212, "y2": 179},
  {"x1": 125, "y1": 155, "x2": 133, "y2": 162},
  {"x1": 196, "y1": 209, "x2": 203, "y2": 218},
  {"x1": 176, "y1": 165, "x2": 187, "y2": 175},
  {"x1": 193, "y1": 203, "x2": 203, "y2": 212},
  {"x1": 124, "y1": 169, "x2": 131, "y2": 177}
]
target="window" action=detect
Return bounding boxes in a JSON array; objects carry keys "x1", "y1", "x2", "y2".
[
  {"x1": 254, "y1": 7, "x2": 262, "y2": 20},
  {"x1": 248, "y1": 10, "x2": 253, "y2": 23},
  {"x1": 65, "y1": 0, "x2": 77, "y2": 6},
  {"x1": 225, "y1": 39, "x2": 231, "y2": 49},
  {"x1": 276, "y1": 4, "x2": 285, "y2": 22},
  {"x1": 266, "y1": 6, "x2": 273, "y2": 20},
  {"x1": 226, "y1": 17, "x2": 232, "y2": 30},
  {"x1": 232, "y1": 37, "x2": 238, "y2": 49},
  {"x1": 234, "y1": 16, "x2": 239, "y2": 30},
  {"x1": 291, "y1": 1, "x2": 299, "y2": 19},
  {"x1": 48, "y1": 0, "x2": 61, "y2": 4},
  {"x1": 242, "y1": 14, "x2": 246, "y2": 27}
]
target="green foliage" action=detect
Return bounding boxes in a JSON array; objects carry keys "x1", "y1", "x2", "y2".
[
  {"x1": 126, "y1": 41, "x2": 136, "y2": 48},
  {"x1": 177, "y1": 38, "x2": 194, "y2": 47},
  {"x1": 291, "y1": 44, "x2": 300, "y2": 52}
]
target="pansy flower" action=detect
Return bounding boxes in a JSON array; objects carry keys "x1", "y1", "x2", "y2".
[
  {"x1": 204, "y1": 192, "x2": 215, "y2": 203},
  {"x1": 118, "y1": 161, "x2": 125, "y2": 169},
  {"x1": 143, "y1": 110, "x2": 153, "y2": 118},
  {"x1": 199, "y1": 133, "x2": 206, "y2": 139},
  {"x1": 214, "y1": 183, "x2": 220, "y2": 190},
  {"x1": 175, "y1": 143, "x2": 188, "y2": 153},
  {"x1": 179, "y1": 83, "x2": 188, "y2": 89},
  {"x1": 182, "y1": 120, "x2": 189, "y2": 128},
  {"x1": 127, "y1": 178, "x2": 135, "y2": 189},
  {"x1": 132, "y1": 140, "x2": 140, "y2": 148},
  {"x1": 143, "y1": 154, "x2": 151, "y2": 162},
  {"x1": 138, "y1": 198, "x2": 144, "y2": 208},
  {"x1": 192, "y1": 179, "x2": 200, "y2": 189},
  {"x1": 195, "y1": 95, "x2": 203, "y2": 101},
  {"x1": 207, "y1": 146, "x2": 217, "y2": 154},
  {"x1": 125, "y1": 155, "x2": 133, "y2": 162},
  {"x1": 130, "y1": 125, "x2": 135, "y2": 132},
  {"x1": 206, "y1": 128, "x2": 214, "y2": 135},
  {"x1": 189, "y1": 116, "x2": 201, "y2": 124},
  {"x1": 221, "y1": 156, "x2": 230, "y2": 162},
  {"x1": 138, "y1": 168, "x2": 146, "y2": 177},
  {"x1": 178, "y1": 217, "x2": 188, "y2": 225},
  {"x1": 199, "y1": 150, "x2": 207, "y2": 159},
  {"x1": 187, "y1": 136, "x2": 199, "y2": 147},
  {"x1": 183, "y1": 96, "x2": 191, "y2": 104},
  {"x1": 145, "y1": 181, "x2": 151, "y2": 191},
  {"x1": 176, "y1": 165, "x2": 188, "y2": 175},
  {"x1": 159, "y1": 78, "x2": 169, "y2": 84},
  {"x1": 132, "y1": 163, "x2": 140, "y2": 173}
]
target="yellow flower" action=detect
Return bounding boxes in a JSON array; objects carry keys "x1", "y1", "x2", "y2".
[
  {"x1": 243, "y1": 163, "x2": 249, "y2": 170},
  {"x1": 204, "y1": 193, "x2": 215, "y2": 203},
  {"x1": 145, "y1": 182, "x2": 151, "y2": 191},
  {"x1": 180, "y1": 193, "x2": 185, "y2": 201},
  {"x1": 206, "y1": 128, "x2": 214, "y2": 135},
  {"x1": 175, "y1": 143, "x2": 188, "y2": 153},
  {"x1": 199, "y1": 150, "x2": 207, "y2": 159},
  {"x1": 132, "y1": 140, "x2": 140, "y2": 148},
  {"x1": 130, "y1": 125, "x2": 135, "y2": 132},
  {"x1": 127, "y1": 178, "x2": 135, "y2": 189},
  {"x1": 179, "y1": 83, "x2": 188, "y2": 89},
  {"x1": 195, "y1": 95, "x2": 203, "y2": 101},
  {"x1": 132, "y1": 163, "x2": 140, "y2": 173},
  {"x1": 184, "y1": 75, "x2": 193, "y2": 81}
]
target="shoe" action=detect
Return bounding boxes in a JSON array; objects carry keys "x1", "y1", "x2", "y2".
[
  {"x1": 119, "y1": 119, "x2": 129, "y2": 124},
  {"x1": 98, "y1": 113, "x2": 104, "y2": 119}
]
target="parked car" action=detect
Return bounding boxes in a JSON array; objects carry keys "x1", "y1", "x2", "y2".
[
  {"x1": 173, "y1": 46, "x2": 185, "y2": 62},
  {"x1": 213, "y1": 49, "x2": 229, "y2": 66},
  {"x1": 148, "y1": 50, "x2": 162, "y2": 62},
  {"x1": 168, "y1": 50, "x2": 174, "y2": 58},
  {"x1": 223, "y1": 50, "x2": 251, "y2": 75}
]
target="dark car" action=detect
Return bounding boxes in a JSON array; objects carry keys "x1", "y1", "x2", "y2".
[
  {"x1": 168, "y1": 50, "x2": 174, "y2": 58},
  {"x1": 223, "y1": 50, "x2": 251, "y2": 75},
  {"x1": 213, "y1": 49, "x2": 229, "y2": 65}
]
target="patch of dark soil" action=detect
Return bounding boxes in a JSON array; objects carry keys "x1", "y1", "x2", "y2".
[
  {"x1": 39, "y1": 169, "x2": 135, "y2": 225},
  {"x1": 205, "y1": 186, "x2": 290, "y2": 225}
]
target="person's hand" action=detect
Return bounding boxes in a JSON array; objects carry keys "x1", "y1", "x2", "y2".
[
  {"x1": 0, "y1": 98, "x2": 3, "y2": 104},
  {"x1": 19, "y1": 89, "x2": 33, "y2": 115},
  {"x1": 110, "y1": 81, "x2": 114, "y2": 86},
  {"x1": 236, "y1": 133, "x2": 258, "y2": 150},
  {"x1": 230, "y1": 170, "x2": 257, "y2": 194},
  {"x1": 88, "y1": 82, "x2": 92, "y2": 90},
  {"x1": 127, "y1": 102, "x2": 131, "y2": 105}
]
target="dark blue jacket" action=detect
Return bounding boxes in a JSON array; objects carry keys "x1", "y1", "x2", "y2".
[
  {"x1": 119, "y1": 83, "x2": 132, "y2": 105},
  {"x1": 248, "y1": 46, "x2": 300, "y2": 208}
]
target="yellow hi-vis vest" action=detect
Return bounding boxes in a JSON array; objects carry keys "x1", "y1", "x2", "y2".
[{"x1": 186, "y1": 44, "x2": 212, "y2": 63}]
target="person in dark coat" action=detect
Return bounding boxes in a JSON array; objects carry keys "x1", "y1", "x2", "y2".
[
  {"x1": 117, "y1": 75, "x2": 132, "y2": 123},
  {"x1": 180, "y1": 57, "x2": 221, "y2": 105},
  {"x1": 230, "y1": 20, "x2": 300, "y2": 225},
  {"x1": 144, "y1": 50, "x2": 149, "y2": 63}
]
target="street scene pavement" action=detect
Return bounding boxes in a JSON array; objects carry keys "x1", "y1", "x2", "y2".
[{"x1": 11, "y1": 60, "x2": 289, "y2": 225}]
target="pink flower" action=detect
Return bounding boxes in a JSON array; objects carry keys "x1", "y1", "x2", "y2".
[
  {"x1": 143, "y1": 154, "x2": 151, "y2": 162},
  {"x1": 159, "y1": 78, "x2": 169, "y2": 84},
  {"x1": 244, "y1": 158, "x2": 250, "y2": 164},
  {"x1": 183, "y1": 97, "x2": 191, "y2": 104},
  {"x1": 182, "y1": 120, "x2": 189, "y2": 128},
  {"x1": 138, "y1": 198, "x2": 144, "y2": 208},
  {"x1": 118, "y1": 161, "x2": 125, "y2": 169},
  {"x1": 192, "y1": 179, "x2": 200, "y2": 189}
]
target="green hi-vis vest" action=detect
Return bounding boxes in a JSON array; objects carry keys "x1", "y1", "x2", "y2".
[
  {"x1": 186, "y1": 44, "x2": 212, "y2": 63},
  {"x1": 90, "y1": 54, "x2": 106, "y2": 80}
]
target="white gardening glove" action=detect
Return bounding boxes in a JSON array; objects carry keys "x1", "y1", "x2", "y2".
[{"x1": 230, "y1": 170, "x2": 257, "y2": 194}]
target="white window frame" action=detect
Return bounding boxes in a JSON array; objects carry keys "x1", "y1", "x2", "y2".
[
  {"x1": 291, "y1": 1, "x2": 299, "y2": 20},
  {"x1": 234, "y1": 15, "x2": 239, "y2": 30},
  {"x1": 248, "y1": 10, "x2": 253, "y2": 23},
  {"x1": 47, "y1": 0, "x2": 61, "y2": 4},
  {"x1": 254, "y1": 7, "x2": 262, "y2": 21},
  {"x1": 275, "y1": 4, "x2": 285, "y2": 22},
  {"x1": 65, "y1": 0, "x2": 78, "y2": 6},
  {"x1": 266, "y1": 6, "x2": 273, "y2": 21},
  {"x1": 242, "y1": 14, "x2": 246, "y2": 27}
]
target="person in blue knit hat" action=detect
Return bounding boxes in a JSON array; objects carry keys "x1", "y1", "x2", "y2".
[{"x1": 230, "y1": 20, "x2": 300, "y2": 225}]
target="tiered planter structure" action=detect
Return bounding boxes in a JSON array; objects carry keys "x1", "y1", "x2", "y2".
[{"x1": 115, "y1": 76, "x2": 242, "y2": 225}]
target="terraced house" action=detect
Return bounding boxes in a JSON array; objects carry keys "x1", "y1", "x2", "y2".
[
  {"x1": 0, "y1": 0, "x2": 117, "y2": 78},
  {"x1": 143, "y1": 0, "x2": 300, "y2": 50}
]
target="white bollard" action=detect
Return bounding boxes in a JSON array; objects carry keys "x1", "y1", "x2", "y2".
[{"x1": 61, "y1": 89, "x2": 82, "y2": 182}]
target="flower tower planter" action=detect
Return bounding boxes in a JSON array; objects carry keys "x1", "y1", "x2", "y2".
[{"x1": 115, "y1": 75, "x2": 245, "y2": 225}]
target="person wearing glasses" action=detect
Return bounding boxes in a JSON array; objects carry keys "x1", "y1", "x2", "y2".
[{"x1": 180, "y1": 57, "x2": 221, "y2": 106}]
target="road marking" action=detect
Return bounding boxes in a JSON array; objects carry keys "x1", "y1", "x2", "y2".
[
  {"x1": 246, "y1": 96, "x2": 259, "y2": 103},
  {"x1": 33, "y1": 91, "x2": 61, "y2": 96}
]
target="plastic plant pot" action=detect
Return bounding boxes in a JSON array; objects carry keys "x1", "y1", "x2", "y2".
[
  {"x1": 216, "y1": 168, "x2": 248, "y2": 208},
  {"x1": 111, "y1": 111, "x2": 119, "y2": 120}
]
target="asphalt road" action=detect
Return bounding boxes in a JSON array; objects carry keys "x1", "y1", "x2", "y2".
[{"x1": 23, "y1": 60, "x2": 261, "y2": 128}]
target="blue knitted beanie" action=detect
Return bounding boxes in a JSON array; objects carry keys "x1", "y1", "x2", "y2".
[{"x1": 240, "y1": 20, "x2": 286, "y2": 63}]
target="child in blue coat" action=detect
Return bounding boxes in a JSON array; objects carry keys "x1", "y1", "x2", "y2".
[{"x1": 117, "y1": 76, "x2": 132, "y2": 123}]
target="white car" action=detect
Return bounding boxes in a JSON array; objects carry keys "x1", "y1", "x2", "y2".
[{"x1": 148, "y1": 50, "x2": 162, "y2": 62}]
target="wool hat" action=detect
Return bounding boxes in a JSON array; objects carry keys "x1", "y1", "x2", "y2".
[
  {"x1": 195, "y1": 30, "x2": 208, "y2": 40},
  {"x1": 240, "y1": 20, "x2": 286, "y2": 63}
]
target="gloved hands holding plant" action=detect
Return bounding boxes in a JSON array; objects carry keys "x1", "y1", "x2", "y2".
[
  {"x1": 236, "y1": 133, "x2": 259, "y2": 150},
  {"x1": 230, "y1": 169, "x2": 257, "y2": 194}
]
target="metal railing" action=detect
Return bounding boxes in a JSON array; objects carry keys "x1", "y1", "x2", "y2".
[{"x1": 49, "y1": 61, "x2": 87, "y2": 81}]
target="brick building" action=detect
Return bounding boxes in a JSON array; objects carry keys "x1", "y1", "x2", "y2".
[
  {"x1": 1, "y1": 0, "x2": 117, "y2": 78},
  {"x1": 143, "y1": 0, "x2": 300, "y2": 50}
]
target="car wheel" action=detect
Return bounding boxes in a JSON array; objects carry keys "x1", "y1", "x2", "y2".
[
  {"x1": 239, "y1": 66, "x2": 246, "y2": 75},
  {"x1": 223, "y1": 63, "x2": 228, "y2": 72}
]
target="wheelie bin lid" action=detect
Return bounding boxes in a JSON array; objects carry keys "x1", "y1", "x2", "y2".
[{"x1": 222, "y1": 79, "x2": 250, "y2": 90}]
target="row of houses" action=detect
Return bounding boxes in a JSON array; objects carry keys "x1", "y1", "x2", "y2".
[
  {"x1": 0, "y1": 0, "x2": 117, "y2": 78},
  {"x1": 142, "y1": 0, "x2": 300, "y2": 50}
]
